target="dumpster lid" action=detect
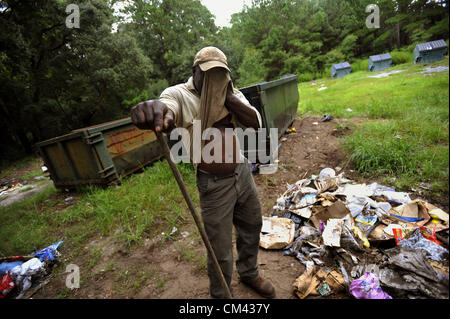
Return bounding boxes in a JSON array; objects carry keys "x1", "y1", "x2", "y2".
[
  {"x1": 369, "y1": 53, "x2": 392, "y2": 62},
  {"x1": 72, "y1": 117, "x2": 132, "y2": 134},
  {"x1": 239, "y1": 74, "x2": 298, "y2": 94},
  {"x1": 416, "y1": 39, "x2": 447, "y2": 52},
  {"x1": 332, "y1": 62, "x2": 351, "y2": 70}
]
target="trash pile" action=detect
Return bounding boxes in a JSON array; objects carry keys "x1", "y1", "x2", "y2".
[
  {"x1": 0, "y1": 241, "x2": 63, "y2": 299},
  {"x1": 260, "y1": 168, "x2": 449, "y2": 299},
  {"x1": 0, "y1": 183, "x2": 27, "y2": 198}
]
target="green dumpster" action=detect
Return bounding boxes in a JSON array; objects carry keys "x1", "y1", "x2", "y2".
[
  {"x1": 239, "y1": 74, "x2": 299, "y2": 163},
  {"x1": 35, "y1": 117, "x2": 165, "y2": 189}
]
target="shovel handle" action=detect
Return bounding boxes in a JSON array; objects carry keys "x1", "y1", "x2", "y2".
[{"x1": 155, "y1": 132, "x2": 233, "y2": 299}]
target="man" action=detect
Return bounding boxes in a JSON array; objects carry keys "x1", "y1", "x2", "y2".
[{"x1": 131, "y1": 47, "x2": 276, "y2": 299}]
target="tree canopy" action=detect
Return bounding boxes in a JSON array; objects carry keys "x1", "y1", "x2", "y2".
[{"x1": 0, "y1": 0, "x2": 448, "y2": 160}]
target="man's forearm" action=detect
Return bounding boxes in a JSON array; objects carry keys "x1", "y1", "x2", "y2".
[{"x1": 226, "y1": 94, "x2": 260, "y2": 128}]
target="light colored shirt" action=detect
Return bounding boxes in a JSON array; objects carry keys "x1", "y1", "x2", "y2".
[{"x1": 159, "y1": 76, "x2": 262, "y2": 165}]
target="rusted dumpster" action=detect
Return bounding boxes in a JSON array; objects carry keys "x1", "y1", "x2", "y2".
[{"x1": 35, "y1": 117, "x2": 164, "y2": 189}]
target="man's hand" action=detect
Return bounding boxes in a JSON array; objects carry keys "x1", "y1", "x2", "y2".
[
  {"x1": 131, "y1": 100, "x2": 175, "y2": 133},
  {"x1": 224, "y1": 82, "x2": 260, "y2": 129}
]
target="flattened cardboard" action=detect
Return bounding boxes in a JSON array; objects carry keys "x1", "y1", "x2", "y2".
[{"x1": 310, "y1": 200, "x2": 350, "y2": 229}]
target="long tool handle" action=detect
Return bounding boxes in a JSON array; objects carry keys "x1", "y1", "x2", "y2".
[{"x1": 155, "y1": 132, "x2": 233, "y2": 299}]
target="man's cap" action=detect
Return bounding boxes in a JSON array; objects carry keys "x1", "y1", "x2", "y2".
[{"x1": 193, "y1": 46, "x2": 229, "y2": 72}]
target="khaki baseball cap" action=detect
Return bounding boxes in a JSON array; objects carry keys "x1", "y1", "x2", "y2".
[{"x1": 193, "y1": 46, "x2": 230, "y2": 72}]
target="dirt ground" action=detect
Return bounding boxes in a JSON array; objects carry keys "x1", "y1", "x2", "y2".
[{"x1": 12, "y1": 116, "x2": 448, "y2": 299}]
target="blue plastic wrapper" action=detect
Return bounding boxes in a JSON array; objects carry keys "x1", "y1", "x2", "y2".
[
  {"x1": 34, "y1": 241, "x2": 63, "y2": 261},
  {"x1": 0, "y1": 261, "x2": 24, "y2": 275}
]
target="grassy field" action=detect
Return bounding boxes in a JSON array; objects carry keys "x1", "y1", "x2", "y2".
[{"x1": 298, "y1": 57, "x2": 449, "y2": 196}]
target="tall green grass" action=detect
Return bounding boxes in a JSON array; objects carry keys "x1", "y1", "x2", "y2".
[
  {"x1": 299, "y1": 57, "x2": 449, "y2": 194},
  {"x1": 0, "y1": 161, "x2": 198, "y2": 256}
]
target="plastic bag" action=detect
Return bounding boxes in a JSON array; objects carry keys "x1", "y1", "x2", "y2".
[
  {"x1": 399, "y1": 228, "x2": 448, "y2": 261},
  {"x1": 33, "y1": 241, "x2": 63, "y2": 262},
  {"x1": 9, "y1": 258, "x2": 46, "y2": 295},
  {"x1": 350, "y1": 272, "x2": 392, "y2": 299},
  {"x1": 0, "y1": 272, "x2": 15, "y2": 299}
]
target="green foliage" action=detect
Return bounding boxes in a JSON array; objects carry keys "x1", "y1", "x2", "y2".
[
  {"x1": 351, "y1": 58, "x2": 369, "y2": 73},
  {"x1": 390, "y1": 51, "x2": 413, "y2": 65},
  {"x1": 237, "y1": 48, "x2": 268, "y2": 87}
]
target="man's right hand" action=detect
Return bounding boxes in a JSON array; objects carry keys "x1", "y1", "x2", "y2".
[{"x1": 131, "y1": 100, "x2": 175, "y2": 133}]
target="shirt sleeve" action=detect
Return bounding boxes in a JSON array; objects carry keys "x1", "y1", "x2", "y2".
[
  {"x1": 159, "y1": 86, "x2": 181, "y2": 127},
  {"x1": 233, "y1": 88, "x2": 263, "y2": 128}
]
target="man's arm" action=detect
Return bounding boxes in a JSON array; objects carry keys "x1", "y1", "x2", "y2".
[{"x1": 225, "y1": 83, "x2": 261, "y2": 129}]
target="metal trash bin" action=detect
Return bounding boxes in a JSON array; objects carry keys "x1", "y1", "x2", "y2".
[
  {"x1": 239, "y1": 74, "x2": 299, "y2": 163},
  {"x1": 35, "y1": 117, "x2": 164, "y2": 189}
]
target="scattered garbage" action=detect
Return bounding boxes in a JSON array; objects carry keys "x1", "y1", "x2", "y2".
[
  {"x1": 293, "y1": 265, "x2": 346, "y2": 299},
  {"x1": 367, "y1": 70, "x2": 406, "y2": 78},
  {"x1": 317, "y1": 86, "x2": 327, "y2": 91},
  {"x1": 9, "y1": 258, "x2": 46, "y2": 298},
  {"x1": 398, "y1": 228, "x2": 447, "y2": 261},
  {"x1": 285, "y1": 127, "x2": 297, "y2": 134},
  {"x1": 421, "y1": 66, "x2": 449, "y2": 75},
  {"x1": 263, "y1": 167, "x2": 449, "y2": 299},
  {"x1": 258, "y1": 163, "x2": 278, "y2": 175},
  {"x1": 349, "y1": 272, "x2": 392, "y2": 299},
  {"x1": 0, "y1": 242, "x2": 63, "y2": 299},
  {"x1": 320, "y1": 115, "x2": 333, "y2": 122},
  {"x1": 0, "y1": 272, "x2": 15, "y2": 299},
  {"x1": 0, "y1": 183, "x2": 25, "y2": 198},
  {"x1": 65, "y1": 197, "x2": 75, "y2": 206},
  {"x1": 34, "y1": 241, "x2": 63, "y2": 262}
]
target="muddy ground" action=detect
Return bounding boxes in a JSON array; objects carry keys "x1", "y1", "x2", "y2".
[{"x1": 6, "y1": 116, "x2": 448, "y2": 299}]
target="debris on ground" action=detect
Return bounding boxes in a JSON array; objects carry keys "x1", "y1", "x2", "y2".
[
  {"x1": 320, "y1": 115, "x2": 334, "y2": 122},
  {"x1": 367, "y1": 70, "x2": 407, "y2": 78},
  {"x1": 421, "y1": 66, "x2": 449, "y2": 75},
  {"x1": 0, "y1": 241, "x2": 63, "y2": 299},
  {"x1": 262, "y1": 167, "x2": 449, "y2": 299}
]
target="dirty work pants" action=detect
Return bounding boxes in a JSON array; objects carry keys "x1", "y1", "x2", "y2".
[{"x1": 196, "y1": 161, "x2": 262, "y2": 299}]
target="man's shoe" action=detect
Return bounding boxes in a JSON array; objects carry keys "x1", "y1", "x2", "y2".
[{"x1": 242, "y1": 276, "x2": 276, "y2": 299}]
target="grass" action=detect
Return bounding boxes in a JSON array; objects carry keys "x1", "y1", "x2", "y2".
[
  {"x1": 0, "y1": 156, "x2": 42, "y2": 180},
  {"x1": 299, "y1": 57, "x2": 449, "y2": 195},
  {"x1": 175, "y1": 242, "x2": 207, "y2": 273},
  {"x1": 0, "y1": 160, "x2": 198, "y2": 257}
]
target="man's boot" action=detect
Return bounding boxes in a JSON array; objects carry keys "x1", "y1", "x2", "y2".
[{"x1": 242, "y1": 276, "x2": 276, "y2": 299}]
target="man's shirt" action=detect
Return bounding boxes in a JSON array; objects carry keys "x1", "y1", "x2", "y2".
[{"x1": 159, "y1": 76, "x2": 262, "y2": 165}]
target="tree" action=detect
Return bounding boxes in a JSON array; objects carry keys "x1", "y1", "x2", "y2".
[{"x1": 0, "y1": 0, "x2": 153, "y2": 159}]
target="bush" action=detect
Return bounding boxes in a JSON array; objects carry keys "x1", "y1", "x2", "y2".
[
  {"x1": 237, "y1": 48, "x2": 268, "y2": 87},
  {"x1": 390, "y1": 50, "x2": 413, "y2": 65},
  {"x1": 351, "y1": 58, "x2": 369, "y2": 72}
]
